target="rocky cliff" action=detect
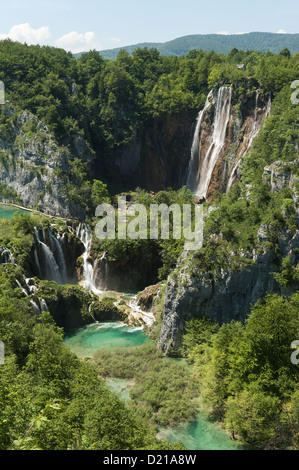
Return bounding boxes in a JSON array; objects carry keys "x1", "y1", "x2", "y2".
[
  {"x1": 102, "y1": 113, "x2": 194, "y2": 192},
  {"x1": 0, "y1": 105, "x2": 92, "y2": 218},
  {"x1": 103, "y1": 85, "x2": 271, "y2": 198},
  {"x1": 157, "y1": 160, "x2": 299, "y2": 356}
]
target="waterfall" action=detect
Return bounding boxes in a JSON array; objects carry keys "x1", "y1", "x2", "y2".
[
  {"x1": 16, "y1": 276, "x2": 50, "y2": 314},
  {"x1": 49, "y1": 228, "x2": 68, "y2": 284},
  {"x1": 226, "y1": 91, "x2": 272, "y2": 193},
  {"x1": 34, "y1": 227, "x2": 40, "y2": 243},
  {"x1": 0, "y1": 248, "x2": 15, "y2": 265},
  {"x1": 25, "y1": 278, "x2": 38, "y2": 294},
  {"x1": 40, "y1": 242, "x2": 62, "y2": 284},
  {"x1": 34, "y1": 248, "x2": 41, "y2": 276},
  {"x1": 186, "y1": 90, "x2": 213, "y2": 193},
  {"x1": 30, "y1": 300, "x2": 41, "y2": 315},
  {"x1": 34, "y1": 226, "x2": 69, "y2": 284},
  {"x1": 39, "y1": 298, "x2": 49, "y2": 312},
  {"x1": 96, "y1": 252, "x2": 109, "y2": 292},
  {"x1": 187, "y1": 87, "x2": 232, "y2": 198},
  {"x1": 128, "y1": 296, "x2": 155, "y2": 327},
  {"x1": 15, "y1": 279, "x2": 29, "y2": 296},
  {"x1": 247, "y1": 90, "x2": 260, "y2": 149},
  {"x1": 76, "y1": 223, "x2": 101, "y2": 294}
]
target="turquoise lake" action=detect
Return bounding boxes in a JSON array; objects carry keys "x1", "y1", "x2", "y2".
[
  {"x1": 0, "y1": 204, "x2": 31, "y2": 219},
  {"x1": 64, "y1": 322, "x2": 152, "y2": 358},
  {"x1": 64, "y1": 322, "x2": 241, "y2": 451}
]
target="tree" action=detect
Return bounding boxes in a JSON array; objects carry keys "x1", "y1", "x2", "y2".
[{"x1": 91, "y1": 180, "x2": 111, "y2": 208}]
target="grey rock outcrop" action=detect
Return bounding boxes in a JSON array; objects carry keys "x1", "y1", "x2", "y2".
[
  {"x1": 157, "y1": 160, "x2": 299, "y2": 356},
  {"x1": 0, "y1": 106, "x2": 89, "y2": 218},
  {"x1": 158, "y1": 230, "x2": 299, "y2": 356}
]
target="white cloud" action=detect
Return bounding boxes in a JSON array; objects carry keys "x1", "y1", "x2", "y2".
[
  {"x1": 55, "y1": 31, "x2": 101, "y2": 53},
  {"x1": 0, "y1": 23, "x2": 51, "y2": 44},
  {"x1": 277, "y1": 29, "x2": 287, "y2": 34},
  {"x1": 216, "y1": 31, "x2": 248, "y2": 36}
]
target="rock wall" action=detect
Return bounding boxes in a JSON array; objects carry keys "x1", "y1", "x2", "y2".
[
  {"x1": 157, "y1": 161, "x2": 299, "y2": 356},
  {"x1": 0, "y1": 106, "x2": 90, "y2": 218},
  {"x1": 102, "y1": 86, "x2": 271, "y2": 198},
  {"x1": 158, "y1": 230, "x2": 299, "y2": 356},
  {"x1": 105, "y1": 113, "x2": 195, "y2": 192}
]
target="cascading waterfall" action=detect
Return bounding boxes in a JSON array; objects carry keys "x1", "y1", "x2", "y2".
[
  {"x1": 128, "y1": 296, "x2": 155, "y2": 327},
  {"x1": 49, "y1": 228, "x2": 68, "y2": 284},
  {"x1": 187, "y1": 87, "x2": 232, "y2": 198},
  {"x1": 96, "y1": 252, "x2": 109, "y2": 292},
  {"x1": 34, "y1": 226, "x2": 69, "y2": 284},
  {"x1": 15, "y1": 276, "x2": 49, "y2": 314},
  {"x1": 39, "y1": 298, "x2": 49, "y2": 312},
  {"x1": 76, "y1": 223, "x2": 101, "y2": 294},
  {"x1": 0, "y1": 248, "x2": 15, "y2": 265},
  {"x1": 226, "y1": 91, "x2": 272, "y2": 193},
  {"x1": 186, "y1": 90, "x2": 213, "y2": 193},
  {"x1": 40, "y1": 241, "x2": 62, "y2": 284},
  {"x1": 15, "y1": 278, "x2": 29, "y2": 296}
]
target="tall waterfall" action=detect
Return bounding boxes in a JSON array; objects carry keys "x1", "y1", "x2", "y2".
[
  {"x1": 187, "y1": 87, "x2": 232, "y2": 198},
  {"x1": 186, "y1": 90, "x2": 213, "y2": 193},
  {"x1": 76, "y1": 223, "x2": 101, "y2": 294},
  {"x1": 226, "y1": 91, "x2": 272, "y2": 193}
]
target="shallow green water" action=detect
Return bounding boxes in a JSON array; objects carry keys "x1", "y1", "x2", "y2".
[
  {"x1": 0, "y1": 205, "x2": 30, "y2": 219},
  {"x1": 64, "y1": 322, "x2": 241, "y2": 451},
  {"x1": 64, "y1": 322, "x2": 151, "y2": 358},
  {"x1": 105, "y1": 377, "x2": 135, "y2": 402},
  {"x1": 157, "y1": 415, "x2": 241, "y2": 451}
]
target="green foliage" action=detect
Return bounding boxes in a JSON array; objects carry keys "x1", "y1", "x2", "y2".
[
  {"x1": 0, "y1": 275, "x2": 181, "y2": 450},
  {"x1": 273, "y1": 257, "x2": 299, "y2": 288},
  {"x1": 92, "y1": 186, "x2": 195, "y2": 281},
  {"x1": 91, "y1": 179, "x2": 111, "y2": 208},
  {"x1": 93, "y1": 343, "x2": 198, "y2": 427},
  {"x1": 182, "y1": 293, "x2": 299, "y2": 449}
]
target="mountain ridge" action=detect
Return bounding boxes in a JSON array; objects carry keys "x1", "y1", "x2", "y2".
[{"x1": 74, "y1": 31, "x2": 299, "y2": 59}]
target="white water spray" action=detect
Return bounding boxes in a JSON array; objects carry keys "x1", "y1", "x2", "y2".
[
  {"x1": 76, "y1": 223, "x2": 101, "y2": 294},
  {"x1": 187, "y1": 87, "x2": 232, "y2": 198}
]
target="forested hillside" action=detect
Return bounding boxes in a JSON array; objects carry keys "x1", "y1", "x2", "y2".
[
  {"x1": 0, "y1": 39, "x2": 298, "y2": 450},
  {"x1": 76, "y1": 32, "x2": 299, "y2": 60}
]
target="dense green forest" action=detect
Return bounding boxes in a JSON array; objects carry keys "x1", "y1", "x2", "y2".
[
  {"x1": 0, "y1": 40, "x2": 298, "y2": 450},
  {"x1": 1, "y1": 38, "x2": 298, "y2": 209}
]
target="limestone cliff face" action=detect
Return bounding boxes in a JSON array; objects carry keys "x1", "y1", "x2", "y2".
[
  {"x1": 158, "y1": 230, "x2": 299, "y2": 356},
  {"x1": 157, "y1": 161, "x2": 299, "y2": 356},
  {"x1": 108, "y1": 114, "x2": 194, "y2": 192},
  {"x1": 0, "y1": 106, "x2": 92, "y2": 218},
  {"x1": 106, "y1": 86, "x2": 271, "y2": 197}
]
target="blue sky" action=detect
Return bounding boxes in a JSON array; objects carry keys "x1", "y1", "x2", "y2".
[{"x1": 0, "y1": 0, "x2": 298, "y2": 53}]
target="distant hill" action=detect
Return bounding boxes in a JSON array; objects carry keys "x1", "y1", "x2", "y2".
[{"x1": 74, "y1": 32, "x2": 299, "y2": 59}]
